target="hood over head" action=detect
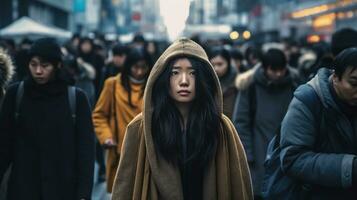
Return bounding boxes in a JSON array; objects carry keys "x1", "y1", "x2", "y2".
[
  {"x1": 143, "y1": 38, "x2": 223, "y2": 117},
  {"x1": 307, "y1": 68, "x2": 338, "y2": 110}
]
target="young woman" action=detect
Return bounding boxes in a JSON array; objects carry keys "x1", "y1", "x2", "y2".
[
  {"x1": 92, "y1": 47, "x2": 151, "y2": 193},
  {"x1": 209, "y1": 47, "x2": 238, "y2": 119},
  {"x1": 111, "y1": 38, "x2": 253, "y2": 200},
  {"x1": 0, "y1": 38, "x2": 95, "y2": 200}
]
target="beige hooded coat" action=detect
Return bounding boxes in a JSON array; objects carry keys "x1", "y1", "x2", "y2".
[{"x1": 112, "y1": 38, "x2": 253, "y2": 200}]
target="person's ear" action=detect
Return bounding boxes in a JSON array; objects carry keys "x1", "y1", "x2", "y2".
[
  {"x1": 332, "y1": 73, "x2": 340, "y2": 85},
  {"x1": 57, "y1": 63, "x2": 62, "y2": 69}
]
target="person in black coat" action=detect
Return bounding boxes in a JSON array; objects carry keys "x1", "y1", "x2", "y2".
[{"x1": 0, "y1": 38, "x2": 95, "y2": 200}]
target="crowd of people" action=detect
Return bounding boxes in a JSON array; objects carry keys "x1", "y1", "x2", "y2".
[{"x1": 0, "y1": 27, "x2": 356, "y2": 200}]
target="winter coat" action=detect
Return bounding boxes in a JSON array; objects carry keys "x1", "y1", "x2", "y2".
[
  {"x1": 0, "y1": 49, "x2": 14, "y2": 107},
  {"x1": 220, "y1": 65, "x2": 238, "y2": 119},
  {"x1": 233, "y1": 67, "x2": 296, "y2": 195},
  {"x1": 0, "y1": 49, "x2": 14, "y2": 200},
  {"x1": 280, "y1": 68, "x2": 357, "y2": 199},
  {"x1": 92, "y1": 74, "x2": 144, "y2": 192},
  {"x1": 0, "y1": 78, "x2": 95, "y2": 200},
  {"x1": 111, "y1": 38, "x2": 253, "y2": 200}
]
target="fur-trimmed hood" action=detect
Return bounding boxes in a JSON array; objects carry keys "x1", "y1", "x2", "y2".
[
  {"x1": 0, "y1": 49, "x2": 15, "y2": 91},
  {"x1": 235, "y1": 63, "x2": 261, "y2": 90}
]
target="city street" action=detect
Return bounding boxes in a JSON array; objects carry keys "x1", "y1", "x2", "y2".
[{"x1": 0, "y1": 0, "x2": 357, "y2": 200}]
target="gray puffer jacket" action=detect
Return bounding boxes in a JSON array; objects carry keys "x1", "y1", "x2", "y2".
[{"x1": 280, "y1": 68, "x2": 357, "y2": 199}]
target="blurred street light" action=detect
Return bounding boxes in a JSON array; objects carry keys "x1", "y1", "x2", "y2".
[
  {"x1": 230, "y1": 31, "x2": 239, "y2": 40},
  {"x1": 307, "y1": 34, "x2": 321, "y2": 43},
  {"x1": 243, "y1": 30, "x2": 251, "y2": 40}
]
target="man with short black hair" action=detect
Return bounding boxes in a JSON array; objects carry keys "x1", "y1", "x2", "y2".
[
  {"x1": 0, "y1": 38, "x2": 95, "y2": 200},
  {"x1": 280, "y1": 47, "x2": 357, "y2": 199}
]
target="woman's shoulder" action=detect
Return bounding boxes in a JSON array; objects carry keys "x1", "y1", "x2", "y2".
[
  {"x1": 123, "y1": 113, "x2": 144, "y2": 142},
  {"x1": 104, "y1": 75, "x2": 120, "y2": 85},
  {"x1": 127, "y1": 113, "x2": 143, "y2": 130}
]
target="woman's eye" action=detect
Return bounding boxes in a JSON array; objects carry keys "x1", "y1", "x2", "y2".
[
  {"x1": 171, "y1": 71, "x2": 179, "y2": 75},
  {"x1": 190, "y1": 71, "x2": 196, "y2": 75}
]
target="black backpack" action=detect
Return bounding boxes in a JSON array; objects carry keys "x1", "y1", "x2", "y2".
[
  {"x1": 261, "y1": 84, "x2": 322, "y2": 200},
  {"x1": 14, "y1": 81, "x2": 77, "y2": 124}
]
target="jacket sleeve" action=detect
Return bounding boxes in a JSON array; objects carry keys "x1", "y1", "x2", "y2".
[
  {"x1": 0, "y1": 85, "x2": 16, "y2": 182},
  {"x1": 280, "y1": 97, "x2": 355, "y2": 188},
  {"x1": 92, "y1": 78, "x2": 114, "y2": 144},
  {"x1": 223, "y1": 115, "x2": 254, "y2": 200},
  {"x1": 75, "y1": 89, "x2": 95, "y2": 199},
  {"x1": 112, "y1": 117, "x2": 142, "y2": 200},
  {"x1": 232, "y1": 88, "x2": 254, "y2": 163}
]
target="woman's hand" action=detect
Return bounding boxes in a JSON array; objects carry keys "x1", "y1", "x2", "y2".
[{"x1": 103, "y1": 138, "x2": 117, "y2": 149}]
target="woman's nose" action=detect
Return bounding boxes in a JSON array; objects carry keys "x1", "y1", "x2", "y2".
[{"x1": 179, "y1": 73, "x2": 189, "y2": 86}]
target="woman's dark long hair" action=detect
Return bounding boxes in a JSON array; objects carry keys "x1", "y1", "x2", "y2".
[
  {"x1": 152, "y1": 56, "x2": 222, "y2": 168},
  {"x1": 121, "y1": 47, "x2": 151, "y2": 108}
]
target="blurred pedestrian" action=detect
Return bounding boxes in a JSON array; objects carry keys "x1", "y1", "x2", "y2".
[
  {"x1": 0, "y1": 49, "x2": 14, "y2": 107},
  {"x1": 145, "y1": 41, "x2": 160, "y2": 64},
  {"x1": 234, "y1": 47, "x2": 262, "y2": 92},
  {"x1": 233, "y1": 48, "x2": 298, "y2": 198},
  {"x1": 131, "y1": 33, "x2": 146, "y2": 49},
  {"x1": 92, "y1": 47, "x2": 151, "y2": 193},
  {"x1": 230, "y1": 48, "x2": 247, "y2": 73},
  {"x1": 279, "y1": 47, "x2": 357, "y2": 199},
  {"x1": 111, "y1": 38, "x2": 253, "y2": 200},
  {"x1": 77, "y1": 37, "x2": 105, "y2": 98},
  {"x1": 99, "y1": 44, "x2": 128, "y2": 91},
  {"x1": 0, "y1": 48, "x2": 15, "y2": 200},
  {"x1": 0, "y1": 38, "x2": 95, "y2": 200},
  {"x1": 245, "y1": 46, "x2": 261, "y2": 69},
  {"x1": 209, "y1": 47, "x2": 238, "y2": 119},
  {"x1": 12, "y1": 38, "x2": 33, "y2": 82}
]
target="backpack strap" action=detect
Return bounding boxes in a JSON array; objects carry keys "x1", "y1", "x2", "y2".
[
  {"x1": 276, "y1": 84, "x2": 322, "y2": 147},
  {"x1": 15, "y1": 81, "x2": 24, "y2": 121},
  {"x1": 68, "y1": 86, "x2": 76, "y2": 124}
]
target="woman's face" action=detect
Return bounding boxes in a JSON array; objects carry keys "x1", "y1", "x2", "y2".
[
  {"x1": 130, "y1": 60, "x2": 149, "y2": 81},
  {"x1": 169, "y1": 58, "x2": 196, "y2": 104},
  {"x1": 210, "y1": 55, "x2": 228, "y2": 78}
]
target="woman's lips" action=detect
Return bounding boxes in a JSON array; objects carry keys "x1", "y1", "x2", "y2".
[{"x1": 178, "y1": 90, "x2": 191, "y2": 96}]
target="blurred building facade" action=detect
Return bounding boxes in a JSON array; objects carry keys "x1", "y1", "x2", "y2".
[
  {"x1": 186, "y1": 0, "x2": 357, "y2": 43},
  {"x1": 0, "y1": 0, "x2": 74, "y2": 30}
]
